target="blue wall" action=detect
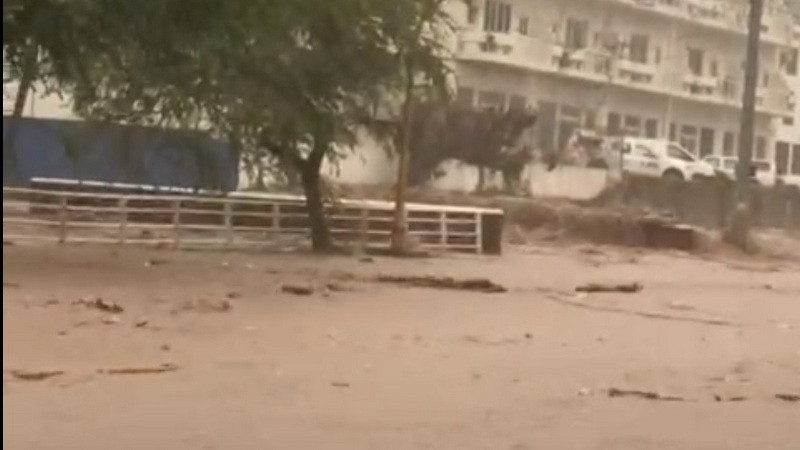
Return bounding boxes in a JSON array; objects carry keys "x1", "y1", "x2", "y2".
[{"x1": 3, "y1": 117, "x2": 238, "y2": 191}]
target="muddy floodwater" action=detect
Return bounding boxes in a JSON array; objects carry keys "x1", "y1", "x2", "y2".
[{"x1": 4, "y1": 244, "x2": 800, "y2": 449}]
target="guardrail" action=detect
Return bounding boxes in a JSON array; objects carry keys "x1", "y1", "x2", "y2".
[{"x1": 3, "y1": 186, "x2": 504, "y2": 254}]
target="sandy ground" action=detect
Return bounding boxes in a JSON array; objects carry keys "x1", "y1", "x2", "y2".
[{"x1": 3, "y1": 243, "x2": 800, "y2": 450}]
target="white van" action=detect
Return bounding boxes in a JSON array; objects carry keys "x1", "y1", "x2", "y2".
[
  {"x1": 701, "y1": 156, "x2": 777, "y2": 187},
  {"x1": 617, "y1": 138, "x2": 716, "y2": 181}
]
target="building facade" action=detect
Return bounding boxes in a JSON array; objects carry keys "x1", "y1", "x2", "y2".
[
  {"x1": 774, "y1": 7, "x2": 800, "y2": 181},
  {"x1": 448, "y1": 0, "x2": 798, "y2": 167}
]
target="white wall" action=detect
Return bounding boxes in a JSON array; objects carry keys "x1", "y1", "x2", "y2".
[{"x1": 2, "y1": 82, "x2": 77, "y2": 120}]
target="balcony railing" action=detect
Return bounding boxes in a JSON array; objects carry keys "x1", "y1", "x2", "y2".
[
  {"x1": 455, "y1": 29, "x2": 793, "y2": 117},
  {"x1": 607, "y1": 0, "x2": 794, "y2": 44}
]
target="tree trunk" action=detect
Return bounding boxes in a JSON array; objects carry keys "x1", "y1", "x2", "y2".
[
  {"x1": 390, "y1": 56, "x2": 415, "y2": 253},
  {"x1": 476, "y1": 164, "x2": 485, "y2": 193},
  {"x1": 300, "y1": 159, "x2": 332, "y2": 252},
  {"x1": 12, "y1": 44, "x2": 37, "y2": 117}
]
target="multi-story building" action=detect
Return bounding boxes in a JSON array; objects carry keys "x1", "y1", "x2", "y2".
[
  {"x1": 774, "y1": 4, "x2": 800, "y2": 182},
  {"x1": 448, "y1": 0, "x2": 798, "y2": 165}
]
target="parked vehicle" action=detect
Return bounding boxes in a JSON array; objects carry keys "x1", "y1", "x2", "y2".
[
  {"x1": 778, "y1": 174, "x2": 800, "y2": 190},
  {"x1": 615, "y1": 138, "x2": 716, "y2": 181},
  {"x1": 701, "y1": 155, "x2": 777, "y2": 187}
]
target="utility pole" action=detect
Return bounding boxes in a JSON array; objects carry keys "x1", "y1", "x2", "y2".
[
  {"x1": 727, "y1": 0, "x2": 763, "y2": 250},
  {"x1": 736, "y1": 0, "x2": 762, "y2": 203}
]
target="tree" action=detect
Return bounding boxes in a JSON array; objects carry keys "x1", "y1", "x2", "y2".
[
  {"x1": 404, "y1": 103, "x2": 537, "y2": 191},
  {"x1": 4, "y1": 0, "x2": 452, "y2": 252},
  {"x1": 378, "y1": 0, "x2": 453, "y2": 253}
]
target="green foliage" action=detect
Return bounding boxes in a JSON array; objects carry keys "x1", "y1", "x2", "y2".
[{"x1": 3, "y1": 0, "x2": 454, "y2": 251}]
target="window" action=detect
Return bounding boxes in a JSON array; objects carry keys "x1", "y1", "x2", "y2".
[
  {"x1": 654, "y1": 47, "x2": 661, "y2": 65},
  {"x1": 629, "y1": 34, "x2": 649, "y2": 64},
  {"x1": 477, "y1": 90, "x2": 505, "y2": 109},
  {"x1": 537, "y1": 101, "x2": 557, "y2": 153},
  {"x1": 455, "y1": 87, "x2": 475, "y2": 107},
  {"x1": 557, "y1": 105, "x2": 581, "y2": 153},
  {"x1": 705, "y1": 156, "x2": 720, "y2": 168},
  {"x1": 564, "y1": 18, "x2": 589, "y2": 50},
  {"x1": 508, "y1": 94, "x2": 526, "y2": 110},
  {"x1": 560, "y1": 105, "x2": 581, "y2": 120},
  {"x1": 755, "y1": 135, "x2": 767, "y2": 160},
  {"x1": 669, "y1": 123, "x2": 677, "y2": 141},
  {"x1": 792, "y1": 144, "x2": 800, "y2": 175},
  {"x1": 762, "y1": 72, "x2": 770, "y2": 88},
  {"x1": 722, "y1": 131, "x2": 736, "y2": 156},
  {"x1": 785, "y1": 48, "x2": 798, "y2": 76},
  {"x1": 667, "y1": 143, "x2": 696, "y2": 162},
  {"x1": 484, "y1": 1, "x2": 512, "y2": 33},
  {"x1": 634, "y1": 145, "x2": 657, "y2": 159},
  {"x1": 644, "y1": 119, "x2": 659, "y2": 138},
  {"x1": 518, "y1": 16, "x2": 529, "y2": 35},
  {"x1": 607, "y1": 112, "x2": 622, "y2": 136},
  {"x1": 699, "y1": 127, "x2": 715, "y2": 157},
  {"x1": 583, "y1": 111, "x2": 597, "y2": 130},
  {"x1": 687, "y1": 47, "x2": 704, "y2": 76},
  {"x1": 624, "y1": 115, "x2": 642, "y2": 136},
  {"x1": 784, "y1": 116, "x2": 795, "y2": 126},
  {"x1": 710, "y1": 59, "x2": 719, "y2": 77},
  {"x1": 775, "y1": 141, "x2": 790, "y2": 175},
  {"x1": 679, "y1": 125, "x2": 698, "y2": 154}
]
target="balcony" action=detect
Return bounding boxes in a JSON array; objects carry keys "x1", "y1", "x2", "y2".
[
  {"x1": 606, "y1": 0, "x2": 794, "y2": 45},
  {"x1": 616, "y1": 59, "x2": 658, "y2": 83},
  {"x1": 454, "y1": 29, "x2": 792, "y2": 117}
]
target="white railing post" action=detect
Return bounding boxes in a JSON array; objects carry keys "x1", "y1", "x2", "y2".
[
  {"x1": 439, "y1": 211, "x2": 447, "y2": 247},
  {"x1": 359, "y1": 208, "x2": 368, "y2": 251},
  {"x1": 272, "y1": 203, "x2": 281, "y2": 232},
  {"x1": 224, "y1": 201, "x2": 233, "y2": 247},
  {"x1": 172, "y1": 199, "x2": 182, "y2": 249},
  {"x1": 118, "y1": 197, "x2": 128, "y2": 245},
  {"x1": 57, "y1": 195, "x2": 68, "y2": 244},
  {"x1": 474, "y1": 213, "x2": 483, "y2": 254}
]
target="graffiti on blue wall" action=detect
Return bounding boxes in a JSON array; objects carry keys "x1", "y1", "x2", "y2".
[{"x1": 3, "y1": 117, "x2": 238, "y2": 191}]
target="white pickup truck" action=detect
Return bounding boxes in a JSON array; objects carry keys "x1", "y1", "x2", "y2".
[{"x1": 616, "y1": 138, "x2": 716, "y2": 182}]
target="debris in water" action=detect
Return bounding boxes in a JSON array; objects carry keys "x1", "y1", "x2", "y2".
[
  {"x1": 325, "y1": 282, "x2": 354, "y2": 293},
  {"x1": 331, "y1": 381, "x2": 350, "y2": 388},
  {"x1": 74, "y1": 297, "x2": 124, "y2": 313},
  {"x1": 576, "y1": 283, "x2": 642, "y2": 294},
  {"x1": 144, "y1": 258, "x2": 169, "y2": 267},
  {"x1": 714, "y1": 395, "x2": 747, "y2": 402},
  {"x1": 102, "y1": 363, "x2": 179, "y2": 375},
  {"x1": 177, "y1": 299, "x2": 233, "y2": 313},
  {"x1": 607, "y1": 387, "x2": 684, "y2": 401},
  {"x1": 376, "y1": 275, "x2": 507, "y2": 293},
  {"x1": 9, "y1": 370, "x2": 64, "y2": 381},
  {"x1": 281, "y1": 284, "x2": 315, "y2": 296},
  {"x1": 775, "y1": 393, "x2": 800, "y2": 403}
]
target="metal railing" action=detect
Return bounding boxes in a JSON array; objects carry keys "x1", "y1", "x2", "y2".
[{"x1": 3, "y1": 186, "x2": 500, "y2": 254}]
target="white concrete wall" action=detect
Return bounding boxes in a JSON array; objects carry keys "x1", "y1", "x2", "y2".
[
  {"x1": 524, "y1": 163, "x2": 609, "y2": 200},
  {"x1": 2, "y1": 82, "x2": 77, "y2": 120},
  {"x1": 322, "y1": 131, "x2": 397, "y2": 185}
]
